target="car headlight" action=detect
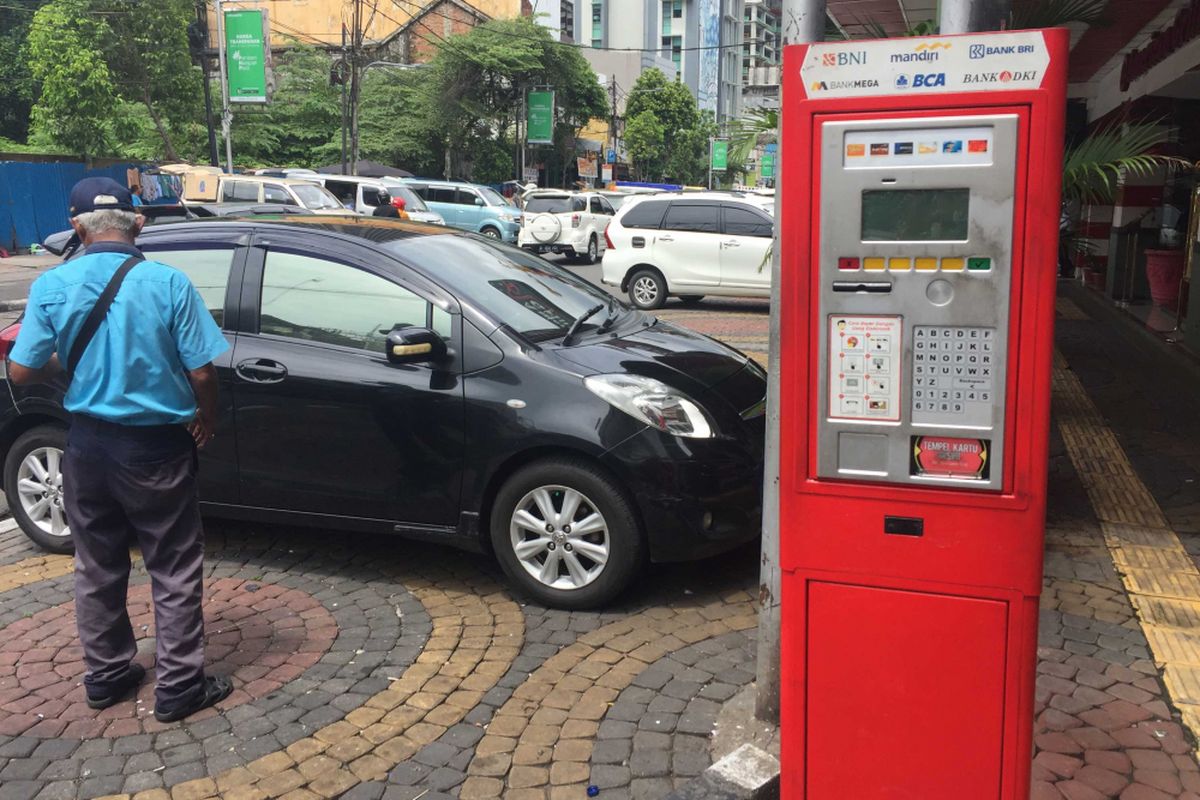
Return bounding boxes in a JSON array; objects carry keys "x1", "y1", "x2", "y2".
[
  {"x1": 499, "y1": 212, "x2": 518, "y2": 222},
  {"x1": 584, "y1": 374, "x2": 716, "y2": 438}
]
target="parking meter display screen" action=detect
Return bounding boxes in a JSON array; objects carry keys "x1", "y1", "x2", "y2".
[{"x1": 861, "y1": 189, "x2": 970, "y2": 241}]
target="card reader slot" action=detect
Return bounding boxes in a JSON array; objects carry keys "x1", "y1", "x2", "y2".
[{"x1": 832, "y1": 281, "x2": 893, "y2": 294}]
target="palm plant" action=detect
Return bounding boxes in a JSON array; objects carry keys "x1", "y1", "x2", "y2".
[{"x1": 1062, "y1": 121, "x2": 1187, "y2": 205}]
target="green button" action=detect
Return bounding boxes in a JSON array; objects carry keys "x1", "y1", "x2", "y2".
[{"x1": 967, "y1": 257, "x2": 991, "y2": 271}]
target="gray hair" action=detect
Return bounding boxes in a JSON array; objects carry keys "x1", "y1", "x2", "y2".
[{"x1": 73, "y1": 209, "x2": 139, "y2": 237}]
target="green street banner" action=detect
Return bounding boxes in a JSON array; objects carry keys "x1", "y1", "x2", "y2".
[
  {"x1": 226, "y1": 9, "x2": 268, "y2": 103},
  {"x1": 527, "y1": 91, "x2": 554, "y2": 145},
  {"x1": 761, "y1": 152, "x2": 774, "y2": 178},
  {"x1": 711, "y1": 140, "x2": 728, "y2": 171}
]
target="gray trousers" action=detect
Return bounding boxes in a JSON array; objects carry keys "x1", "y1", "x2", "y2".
[{"x1": 64, "y1": 415, "x2": 206, "y2": 709}]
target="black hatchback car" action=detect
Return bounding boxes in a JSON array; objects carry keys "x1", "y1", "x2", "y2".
[{"x1": 0, "y1": 218, "x2": 765, "y2": 608}]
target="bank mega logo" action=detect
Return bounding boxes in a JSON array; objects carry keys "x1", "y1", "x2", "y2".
[
  {"x1": 969, "y1": 42, "x2": 1038, "y2": 59},
  {"x1": 810, "y1": 78, "x2": 881, "y2": 92},
  {"x1": 822, "y1": 50, "x2": 867, "y2": 67},
  {"x1": 892, "y1": 41, "x2": 951, "y2": 64}
]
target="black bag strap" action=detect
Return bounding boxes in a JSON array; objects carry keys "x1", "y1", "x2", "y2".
[{"x1": 67, "y1": 255, "x2": 142, "y2": 377}]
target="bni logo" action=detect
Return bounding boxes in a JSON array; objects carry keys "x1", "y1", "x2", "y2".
[
  {"x1": 969, "y1": 43, "x2": 986, "y2": 59},
  {"x1": 821, "y1": 50, "x2": 867, "y2": 67}
]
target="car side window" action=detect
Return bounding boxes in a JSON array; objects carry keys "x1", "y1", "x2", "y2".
[
  {"x1": 598, "y1": 197, "x2": 615, "y2": 215},
  {"x1": 723, "y1": 205, "x2": 773, "y2": 238},
  {"x1": 589, "y1": 197, "x2": 604, "y2": 214},
  {"x1": 620, "y1": 199, "x2": 669, "y2": 229},
  {"x1": 460, "y1": 190, "x2": 482, "y2": 206},
  {"x1": 263, "y1": 184, "x2": 296, "y2": 205},
  {"x1": 145, "y1": 247, "x2": 234, "y2": 328},
  {"x1": 662, "y1": 204, "x2": 720, "y2": 234},
  {"x1": 427, "y1": 187, "x2": 458, "y2": 204},
  {"x1": 259, "y1": 252, "x2": 433, "y2": 353},
  {"x1": 361, "y1": 186, "x2": 384, "y2": 207},
  {"x1": 223, "y1": 181, "x2": 259, "y2": 202},
  {"x1": 572, "y1": 197, "x2": 587, "y2": 212}
]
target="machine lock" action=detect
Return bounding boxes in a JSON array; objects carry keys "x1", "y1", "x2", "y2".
[{"x1": 832, "y1": 281, "x2": 893, "y2": 294}]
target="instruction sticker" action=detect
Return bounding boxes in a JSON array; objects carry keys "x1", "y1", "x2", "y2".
[
  {"x1": 911, "y1": 436, "x2": 990, "y2": 480},
  {"x1": 829, "y1": 315, "x2": 902, "y2": 422}
]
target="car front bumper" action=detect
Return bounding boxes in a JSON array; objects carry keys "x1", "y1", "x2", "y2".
[{"x1": 600, "y1": 419, "x2": 764, "y2": 563}]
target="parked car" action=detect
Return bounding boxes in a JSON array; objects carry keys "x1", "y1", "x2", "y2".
[
  {"x1": 182, "y1": 175, "x2": 348, "y2": 215},
  {"x1": 300, "y1": 174, "x2": 446, "y2": 226},
  {"x1": 2, "y1": 218, "x2": 765, "y2": 608},
  {"x1": 518, "y1": 191, "x2": 615, "y2": 263},
  {"x1": 404, "y1": 180, "x2": 522, "y2": 241},
  {"x1": 601, "y1": 193, "x2": 775, "y2": 310}
]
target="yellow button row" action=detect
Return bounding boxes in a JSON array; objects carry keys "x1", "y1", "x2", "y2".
[{"x1": 863, "y1": 257, "x2": 966, "y2": 272}]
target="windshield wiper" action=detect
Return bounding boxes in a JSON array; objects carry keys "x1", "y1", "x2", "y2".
[
  {"x1": 597, "y1": 298, "x2": 620, "y2": 333},
  {"x1": 561, "y1": 303, "x2": 605, "y2": 346}
]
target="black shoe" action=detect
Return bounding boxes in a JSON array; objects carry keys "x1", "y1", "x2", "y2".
[
  {"x1": 153, "y1": 675, "x2": 233, "y2": 723},
  {"x1": 86, "y1": 663, "x2": 147, "y2": 710}
]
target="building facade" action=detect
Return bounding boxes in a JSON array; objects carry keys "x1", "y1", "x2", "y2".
[
  {"x1": 575, "y1": 0, "x2": 744, "y2": 124},
  {"x1": 530, "y1": 0, "x2": 576, "y2": 41}
]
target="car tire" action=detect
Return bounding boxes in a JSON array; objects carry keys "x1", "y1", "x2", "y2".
[
  {"x1": 490, "y1": 458, "x2": 644, "y2": 609},
  {"x1": 679, "y1": 295, "x2": 705, "y2": 306},
  {"x1": 4, "y1": 425, "x2": 73, "y2": 554},
  {"x1": 481, "y1": 227, "x2": 502, "y2": 239},
  {"x1": 628, "y1": 268, "x2": 667, "y2": 310},
  {"x1": 580, "y1": 235, "x2": 599, "y2": 265}
]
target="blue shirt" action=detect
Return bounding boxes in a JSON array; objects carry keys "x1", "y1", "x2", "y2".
[{"x1": 10, "y1": 242, "x2": 229, "y2": 425}]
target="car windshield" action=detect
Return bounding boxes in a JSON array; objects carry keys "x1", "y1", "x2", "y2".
[
  {"x1": 385, "y1": 235, "x2": 621, "y2": 342},
  {"x1": 525, "y1": 196, "x2": 573, "y2": 213},
  {"x1": 292, "y1": 184, "x2": 343, "y2": 210},
  {"x1": 382, "y1": 183, "x2": 429, "y2": 212},
  {"x1": 478, "y1": 187, "x2": 507, "y2": 207}
]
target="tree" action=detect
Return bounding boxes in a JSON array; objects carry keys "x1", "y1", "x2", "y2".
[
  {"x1": 0, "y1": 1, "x2": 48, "y2": 144},
  {"x1": 622, "y1": 68, "x2": 714, "y2": 184},
  {"x1": 24, "y1": 0, "x2": 201, "y2": 160},
  {"x1": 625, "y1": 110, "x2": 665, "y2": 180},
  {"x1": 357, "y1": 68, "x2": 442, "y2": 176},
  {"x1": 428, "y1": 17, "x2": 605, "y2": 181},
  {"x1": 25, "y1": 0, "x2": 125, "y2": 159}
]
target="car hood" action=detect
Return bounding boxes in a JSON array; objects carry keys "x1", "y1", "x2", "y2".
[{"x1": 553, "y1": 319, "x2": 750, "y2": 391}]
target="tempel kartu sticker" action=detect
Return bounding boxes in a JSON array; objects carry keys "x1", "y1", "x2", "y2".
[{"x1": 829, "y1": 316, "x2": 902, "y2": 422}]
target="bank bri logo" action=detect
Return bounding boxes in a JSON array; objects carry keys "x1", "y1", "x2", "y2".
[{"x1": 970, "y1": 44, "x2": 987, "y2": 59}]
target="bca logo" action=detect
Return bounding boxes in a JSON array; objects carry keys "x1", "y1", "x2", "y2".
[
  {"x1": 912, "y1": 73, "x2": 946, "y2": 88},
  {"x1": 894, "y1": 74, "x2": 910, "y2": 89}
]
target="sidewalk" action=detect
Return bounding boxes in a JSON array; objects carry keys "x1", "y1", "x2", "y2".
[{"x1": 0, "y1": 295, "x2": 1195, "y2": 799}]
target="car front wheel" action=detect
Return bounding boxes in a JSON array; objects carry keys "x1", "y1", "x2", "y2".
[
  {"x1": 628, "y1": 268, "x2": 667, "y2": 310},
  {"x1": 4, "y1": 425, "x2": 73, "y2": 553},
  {"x1": 481, "y1": 227, "x2": 502, "y2": 239},
  {"x1": 490, "y1": 458, "x2": 644, "y2": 608}
]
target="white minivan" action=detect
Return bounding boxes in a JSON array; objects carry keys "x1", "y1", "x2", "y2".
[
  {"x1": 301, "y1": 174, "x2": 446, "y2": 226},
  {"x1": 601, "y1": 194, "x2": 774, "y2": 309}
]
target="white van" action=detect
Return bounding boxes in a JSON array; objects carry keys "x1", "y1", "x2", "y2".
[{"x1": 301, "y1": 175, "x2": 446, "y2": 226}]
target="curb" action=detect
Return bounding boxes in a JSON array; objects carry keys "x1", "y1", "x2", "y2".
[
  {"x1": 0, "y1": 299, "x2": 26, "y2": 312},
  {"x1": 663, "y1": 744, "x2": 780, "y2": 800}
]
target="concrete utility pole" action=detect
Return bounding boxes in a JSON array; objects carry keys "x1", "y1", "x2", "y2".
[
  {"x1": 756, "y1": 0, "x2": 826, "y2": 726},
  {"x1": 939, "y1": 0, "x2": 1012, "y2": 34},
  {"x1": 214, "y1": 0, "x2": 234, "y2": 173}
]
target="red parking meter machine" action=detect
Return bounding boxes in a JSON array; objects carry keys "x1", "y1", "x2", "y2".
[{"x1": 778, "y1": 29, "x2": 1068, "y2": 799}]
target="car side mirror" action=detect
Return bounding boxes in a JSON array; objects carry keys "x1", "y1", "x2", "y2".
[
  {"x1": 386, "y1": 327, "x2": 447, "y2": 364},
  {"x1": 474, "y1": 197, "x2": 485, "y2": 206}
]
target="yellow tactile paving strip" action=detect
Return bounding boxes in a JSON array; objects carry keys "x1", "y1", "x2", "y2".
[{"x1": 1054, "y1": 349, "x2": 1200, "y2": 756}]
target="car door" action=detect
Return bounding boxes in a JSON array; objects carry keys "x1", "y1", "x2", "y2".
[
  {"x1": 654, "y1": 202, "x2": 722, "y2": 289},
  {"x1": 231, "y1": 233, "x2": 465, "y2": 525},
  {"x1": 425, "y1": 186, "x2": 464, "y2": 229},
  {"x1": 458, "y1": 188, "x2": 485, "y2": 231},
  {"x1": 322, "y1": 179, "x2": 358, "y2": 211},
  {"x1": 137, "y1": 230, "x2": 248, "y2": 504},
  {"x1": 718, "y1": 204, "x2": 775, "y2": 290},
  {"x1": 262, "y1": 183, "x2": 298, "y2": 206},
  {"x1": 590, "y1": 196, "x2": 613, "y2": 253}
]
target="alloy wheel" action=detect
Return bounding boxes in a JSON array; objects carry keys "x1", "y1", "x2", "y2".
[
  {"x1": 17, "y1": 447, "x2": 69, "y2": 539},
  {"x1": 632, "y1": 275, "x2": 659, "y2": 306},
  {"x1": 509, "y1": 485, "x2": 609, "y2": 590}
]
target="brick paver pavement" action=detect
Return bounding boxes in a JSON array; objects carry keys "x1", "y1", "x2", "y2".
[{"x1": 0, "y1": 295, "x2": 1192, "y2": 799}]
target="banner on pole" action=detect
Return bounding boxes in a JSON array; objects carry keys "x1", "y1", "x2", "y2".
[
  {"x1": 761, "y1": 152, "x2": 774, "y2": 178},
  {"x1": 527, "y1": 90, "x2": 555, "y2": 145},
  {"x1": 577, "y1": 153, "x2": 598, "y2": 179},
  {"x1": 226, "y1": 9, "x2": 269, "y2": 103},
  {"x1": 711, "y1": 140, "x2": 728, "y2": 171}
]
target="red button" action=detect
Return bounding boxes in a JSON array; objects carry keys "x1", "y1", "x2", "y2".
[{"x1": 838, "y1": 257, "x2": 860, "y2": 270}]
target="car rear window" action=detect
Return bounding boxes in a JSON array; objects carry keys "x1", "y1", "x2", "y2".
[
  {"x1": 526, "y1": 197, "x2": 573, "y2": 213},
  {"x1": 620, "y1": 199, "x2": 669, "y2": 229}
]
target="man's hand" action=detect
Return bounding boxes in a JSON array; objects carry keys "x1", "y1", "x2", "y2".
[
  {"x1": 8, "y1": 354, "x2": 62, "y2": 386},
  {"x1": 185, "y1": 363, "x2": 219, "y2": 449},
  {"x1": 187, "y1": 411, "x2": 216, "y2": 449}
]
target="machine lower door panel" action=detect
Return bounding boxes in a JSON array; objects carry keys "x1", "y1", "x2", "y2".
[{"x1": 806, "y1": 582, "x2": 1007, "y2": 799}]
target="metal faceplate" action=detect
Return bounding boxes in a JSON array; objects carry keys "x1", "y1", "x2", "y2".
[{"x1": 815, "y1": 114, "x2": 1019, "y2": 490}]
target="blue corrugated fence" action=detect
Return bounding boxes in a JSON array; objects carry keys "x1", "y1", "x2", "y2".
[{"x1": 0, "y1": 160, "x2": 144, "y2": 252}]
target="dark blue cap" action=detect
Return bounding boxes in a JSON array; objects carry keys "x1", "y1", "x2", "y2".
[{"x1": 68, "y1": 177, "x2": 135, "y2": 217}]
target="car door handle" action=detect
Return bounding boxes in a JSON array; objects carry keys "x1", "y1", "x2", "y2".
[
  {"x1": 658, "y1": 235, "x2": 674, "y2": 242},
  {"x1": 236, "y1": 358, "x2": 288, "y2": 383},
  {"x1": 722, "y1": 239, "x2": 741, "y2": 248}
]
